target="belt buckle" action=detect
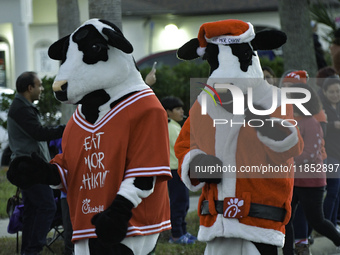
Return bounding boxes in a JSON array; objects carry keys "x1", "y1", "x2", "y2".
[{"x1": 223, "y1": 197, "x2": 246, "y2": 219}]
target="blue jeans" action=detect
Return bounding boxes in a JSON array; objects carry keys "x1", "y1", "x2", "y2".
[
  {"x1": 168, "y1": 169, "x2": 189, "y2": 238},
  {"x1": 293, "y1": 204, "x2": 309, "y2": 239},
  {"x1": 323, "y1": 157, "x2": 340, "y2": 225},
  {"x1": 21, "y1": 184, "x2": 56, "y2": 255}
]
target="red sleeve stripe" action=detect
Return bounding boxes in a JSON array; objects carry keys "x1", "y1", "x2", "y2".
[
  {"x1": 124, "y1": 166, "x2": 171, "y2": 178},
  {"x1": 126, "y1": 220, "x2": 172, "y2": 236},
  {"x1": 54, "y1": 163, "x2": 68, "y2": 191},
  {"x1": 72, "y1": 228, "x2": 97, "y2": 241}
]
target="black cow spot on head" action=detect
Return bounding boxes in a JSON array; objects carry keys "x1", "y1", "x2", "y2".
[
  {"x1": 72, "y1": 25, "x2": 110, "y2": 65},
  {"x1": 202, "y1": 43, "x2": 256, "y2": 74},
  {"x1": 203, "y1": 44, "x2": 219, "y2": 75},
  {"x1": 229, "y1": 43, "x2": 256, "y2": 72}
]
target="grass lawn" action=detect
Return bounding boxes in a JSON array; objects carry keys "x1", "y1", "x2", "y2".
[
  {"x1": 155, "y1": 211, "x2": 205, "y2": 254},
  {"x1": 0, "y1": 167, "x2": 17, "y2": 219},
  {"x1": 0, "y1": 236, "x2": 65, "y2": 255}
]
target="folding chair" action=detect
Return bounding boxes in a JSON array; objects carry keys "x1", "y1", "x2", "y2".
[
  {"x1": 7, "y1": 187, "x2": 23, "y2": 254},
  {"x1": 45, "y1": 194, "x2": 65, "y2": 253},
  {"x1": 7, "y1": 204, "x2": 23, "y2": 254},
  {"x1": 7, "y1": 190, "x2": 64, "y2": 254}
]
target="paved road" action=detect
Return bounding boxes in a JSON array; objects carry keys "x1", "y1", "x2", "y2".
[{"x1": 1, "y1": 196, "x2": 340, "y2": 254}]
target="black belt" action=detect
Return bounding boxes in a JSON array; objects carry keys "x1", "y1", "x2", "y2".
[{"x1": 201, "y1": 200, "x2": 286, "y2": 222}]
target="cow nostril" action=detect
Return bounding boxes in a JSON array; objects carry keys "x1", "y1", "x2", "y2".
[
  {"x1": 52, "y1": 80, "x2": 68, "y2": 92},
  {"x1": 61, "y1": 83, "x2": 68, "y2": 91}
]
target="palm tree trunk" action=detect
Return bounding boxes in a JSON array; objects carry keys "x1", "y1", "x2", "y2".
[
  {"x1": 278, "y1": 0, "x2": 318, "y2": 78},
  {"x1": 56, "y1": 0, "x2": 80, "y2": 124},
  {"x1": 89, "y1": 0, "x2": 122, "y2": 30}
]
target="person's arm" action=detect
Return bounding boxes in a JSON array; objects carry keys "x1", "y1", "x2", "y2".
[
  {"x1": 144, "y1": 62, "x2": 157, "y2": 86},
  {"x1": 294, "y1": 119, "x2": 322, "y2": 165},
  {"x1": 9, "y1": 105, "x2": 64, "y2": 141}
]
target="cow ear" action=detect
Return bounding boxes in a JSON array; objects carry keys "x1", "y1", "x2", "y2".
[
  {"x1": 102, "y1": 28, "x2": 133, "y2": 54},
  {"x1": 48, "y1": 35, "x2": 70, "y2": 60},
  {"x1": 177, "y1": 38, "x2": 200, "y2": 60},
  {"x1": 251, "y1": 30, "x2": 287, "y2": 51}
]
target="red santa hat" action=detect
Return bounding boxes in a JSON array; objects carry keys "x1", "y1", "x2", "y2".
[
  {"x1": 196, "y1": 19, "x2": 255, "y2": 56},
  {"x1": 282, "y1": 70, "x2": 309, "y2": 84}
]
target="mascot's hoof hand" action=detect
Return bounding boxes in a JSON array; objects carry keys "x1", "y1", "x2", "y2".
[
  {"x1": 190, "y1": 154, "x2": 223, "y2": 184},
  {"x1": 91, "y1": 195, "x2": 133, "y2": 245},
  {"x1": 245, "y1": 105, "x2": 287, "y2": 141},
  {"x1": 7, "y1": 156, "x2": 39, "y2": 189},
  {"x1": 244, "y1": 104, "x2": 270, "y2": 124},
  {"x1": 7, "y1": 153, "x2": 61, "y2": 189}
]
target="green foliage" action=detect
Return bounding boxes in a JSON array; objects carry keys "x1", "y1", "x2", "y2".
[
  {"x1": 309, "y1": 0, "x2": 339, "y2": 44},
  {"x1": 140, "y1": 61, "x2": 210, "y2": 114},
  {"x1": 37, "y1": 76, "x2": 61, "y2": 126},
  {"x1": 309, "y1": 0, "x2": 336, "y2": 35},
  {"x1": 260, "y1": 56, "x2": 284, "y2": 78},
  {"x1": 0, "y1": 169, "x2": 17, "y2": 219},
  {"x1": 0, "y1": 93, "x2": 15, "y2": 129}
]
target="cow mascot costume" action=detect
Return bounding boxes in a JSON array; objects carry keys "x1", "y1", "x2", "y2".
[
  {"x1": 174, "y1": 20, "x2": 304, "y2": 254},
  {"x1": 7, "y1": 19, "x2": 172, "y2": 255}
]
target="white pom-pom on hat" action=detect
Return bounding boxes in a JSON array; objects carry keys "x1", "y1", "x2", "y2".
[{"x1": 197, "y1": 47, "x2": 206, "y2": 56}]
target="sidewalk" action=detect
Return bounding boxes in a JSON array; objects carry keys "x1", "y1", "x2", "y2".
[
  {"x1": 0, "y1": 217, "x2": 17, "y2": 238},
  {"x1": 1, "y1": 196, "x2": 340, "y2": 255}
]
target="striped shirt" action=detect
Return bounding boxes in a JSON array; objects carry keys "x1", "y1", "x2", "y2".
[{"x1": 51, "y1": 89, "x2": 172, "y2": 241}]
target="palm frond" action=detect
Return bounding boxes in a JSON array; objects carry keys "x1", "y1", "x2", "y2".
[{"x1": 309, "y1": 0, "x2": 336, "y2": 30}]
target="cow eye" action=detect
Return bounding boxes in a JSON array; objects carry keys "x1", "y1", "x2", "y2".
[{"x1": 92, "y1": 44, "x2": 101, "y2": 52}]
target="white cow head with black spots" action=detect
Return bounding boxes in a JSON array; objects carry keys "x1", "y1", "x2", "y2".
[
  {"x1": 177, "y1": 20, "x2": 286, "y2": 95},
  {"x1": 177, "y1": 19, "x2": 286, "y2": 112},
  {"x1": 48, "y1": 19, "x2": 148, "y2": 117}
]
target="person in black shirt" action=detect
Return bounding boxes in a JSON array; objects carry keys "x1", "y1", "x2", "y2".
[{"x1": 7, "y1": 71, "x2": 65, "y2": 255}]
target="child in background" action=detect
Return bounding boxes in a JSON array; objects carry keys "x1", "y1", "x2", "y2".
[
  {"x1": 321, "y1": 77, "x2": 340, "y2": 227},
  {"x1": 262, "y1": 66, "x2": 276, "y2": 86},
  {"x1": 160, "y1": 96, "x2": 196, "y2": 244}
]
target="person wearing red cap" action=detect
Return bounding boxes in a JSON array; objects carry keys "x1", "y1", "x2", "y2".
[{"x1": 280, "y1": 70, "x2": 309, "y2": 87}]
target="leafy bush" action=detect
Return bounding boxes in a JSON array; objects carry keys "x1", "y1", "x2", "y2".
[
  {"x1": 37, "y1": 76, "x2": 61, "y2": 126},
  {"x1": 0, "y1": 93, "x2": 14, "y2": 130},
  {"x1": 140, "y1": 61, "x2": 210, "y2": 114},
  {"x1": 260, "y1": 56, "x2": 284, "y2": 78}
]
